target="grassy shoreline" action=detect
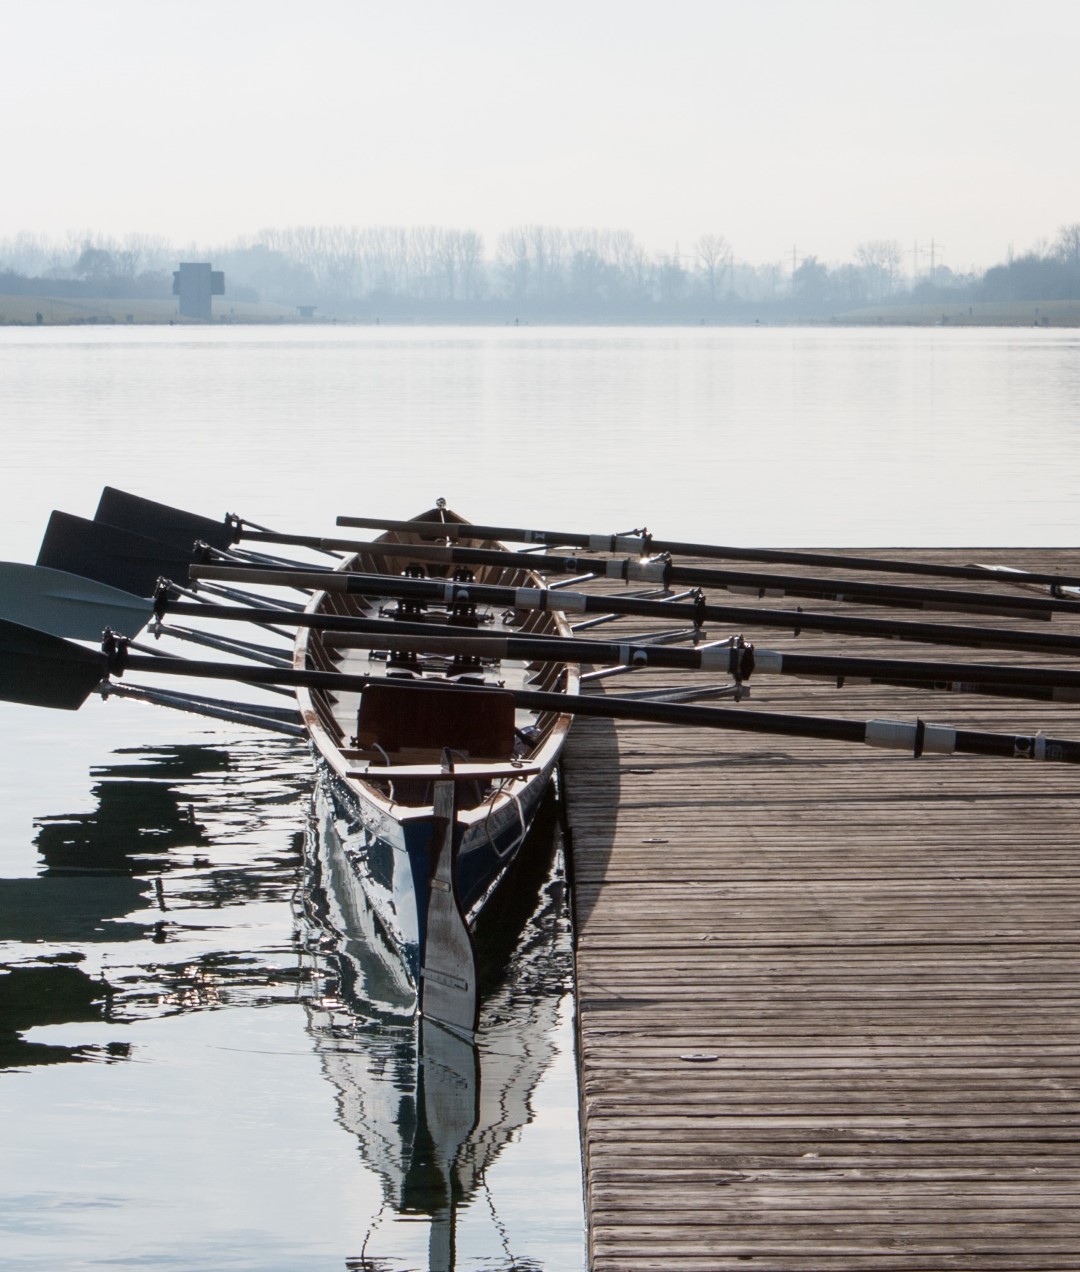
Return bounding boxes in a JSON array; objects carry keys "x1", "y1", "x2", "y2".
[
  {"x1": 0, "y1": 296, "x2": 299, "y2": 325},
  {"x1": 2, "y1": 295, "x2": 1079, "y2": 327}
]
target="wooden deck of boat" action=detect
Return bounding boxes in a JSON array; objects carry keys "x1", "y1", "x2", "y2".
[{"x1": 562, "y1": 548, "x2": 1080, "y2": 1271}]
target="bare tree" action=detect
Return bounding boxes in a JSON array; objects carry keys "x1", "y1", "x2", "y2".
[
  {"x1": 695, "y1": 234, "x2": 731, "y2": 303},
  {"x1": 854, "y1": 239, "x2": 902, "y2": 301},
  {"x1": 655, "y1": 251, "x2": 688, "y2": 304},
  {"x1": 1054, "y1": 224, "x2": 1080, "y2": 267},
  {"x1": 526, "y1": 225, "x2": 566, "y2": 298},
  {"x1": 496, "y1": 226, "x2": 532, "y2": 301},
  {"x1": 456, "y1": 230, "x2": 486, "y2": 300}
]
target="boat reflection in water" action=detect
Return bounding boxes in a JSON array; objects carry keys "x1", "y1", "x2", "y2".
[
  {"x1": 302, "y1": 783, "x2": 578, "y2": 1272},
  {"x1": 2, "y1": 736, "x2": 581, "y2": 1267},
  {"x1": 2, "y1": 738, "x2": 310, "y2": 1069}
]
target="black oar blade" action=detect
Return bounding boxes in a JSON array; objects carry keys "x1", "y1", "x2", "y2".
[
  {"x1": 37, "y1": 512, "x2": 192, "y2": 597},
  {"x1": 0, "y1": 619, "x2": 106, "y2": 710},
  {"x1": 95, "y1": 487, "x2": 235, "y2": 552},
  {"x1": 0, "y1": 562, "x2": 153, "y2": 640}
]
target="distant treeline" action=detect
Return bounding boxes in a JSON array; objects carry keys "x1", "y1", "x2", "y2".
[{"x1": 1, "y1": 223, "x2": 1078, "y2": 317}]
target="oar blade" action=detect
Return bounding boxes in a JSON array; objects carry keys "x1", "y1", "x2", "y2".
[
  {"x1": 420, "y1": 778, "x2": 479, "y2": 1039},
  {"x1": 37, "y1": 512, "x2": 192, "y2": 597},
  {"x1": 0, "y1": 619, "x2": 106, "y2": 710},
  {"x1": 0, "y1": 562, "x2": 152, "y2": 639},
  {"x1": 95, "y1": 486, "x2": 235, "y2": 552}
]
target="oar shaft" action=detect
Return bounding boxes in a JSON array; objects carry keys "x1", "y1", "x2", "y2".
[
  {"x1": 187, "y1": 564, "x2": 1080, "y2": 660},
  {"x1": 163, "y1": 601, "x2": 1080, "y2": 692},
  {"x1": 114, "y1": 652, "x2": 1080, "y2": 763},
  {"x1": 317, "y1": 539, "x2": 1078, "y2": 620},
  {"x1": 167, "y1": 599, "x2": 715, "y2": 669},
  {"x1": 335, "y1": 515, "x2": 1080, "y2": 590}
]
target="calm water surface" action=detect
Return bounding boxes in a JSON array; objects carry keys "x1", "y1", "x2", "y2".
[{"x1": 1, "y1": 325, "x2": 1079, "y2": 1269}]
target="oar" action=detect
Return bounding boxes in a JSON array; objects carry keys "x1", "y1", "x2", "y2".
[
  {"x1": 187, "y1": 564, "x2": 1080, "y2": 660},
  {"x1": 0, "y1": 561, "x2": 153, "y2": 639},
  {"x1": 94, "y1": 486, "x2": 337, "y2": 558},
  {"x1": 295, "y1": 627, "x2": 1080, "y2": 703},
  {"x1": 95, "y1": 489, "x2": 343, "y2": 575},
  {"x1": 12, "y1": 576, "x2": 1060, "y2": 703},
  {"x1": 37, "y1": 513, "x2": 310, "y2": 613},
  {"x1": 219, "y1": 528, "x2": 1079, "y2": 620},
  {"x1": 95, "y1": 485, "x2": 237, "y2": 552},
  {"x1": 3, "y1": 620, "x2": 1078, "y2": 765},
  {"x1": 335, "y1": 514, "x2": 1080, "y2": 592},
  {"x1": 279, "y1": 538, "x2": 1080, "y2": 622},
  {"x1": 37, "y1": 511, "x2": 197, "y2": 597},
  {"x1": 12, "y1": 556, "x2": 1069, "y2": 700},
  {"x1": 92, "y1": 488, "x2": 1080, "y2": 592}
]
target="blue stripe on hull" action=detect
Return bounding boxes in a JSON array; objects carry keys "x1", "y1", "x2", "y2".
[{"x1": 317, "y1": 762, "x2": 551, "y2": 992}]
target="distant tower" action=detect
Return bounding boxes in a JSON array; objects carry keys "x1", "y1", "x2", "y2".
[{"x1": 172, "y1": 262, "x2": 225, "y2": 320}]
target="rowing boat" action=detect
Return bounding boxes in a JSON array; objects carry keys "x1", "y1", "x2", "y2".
[
  {"x1": 8, "y1": 488, "x2": 1080, "y2": 1037},
  {"x1": 291, "y1": 504, "x2": 578, "y2": 1035}
]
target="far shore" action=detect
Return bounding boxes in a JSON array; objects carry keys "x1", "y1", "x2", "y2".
[{"x1": 1, "y1": 295, "x2": 1078, "y2": 328}]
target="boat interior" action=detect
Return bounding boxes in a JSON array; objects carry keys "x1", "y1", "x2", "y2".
[{"x1": 295, "y1": 515, "x2": 576, "y2": 815}]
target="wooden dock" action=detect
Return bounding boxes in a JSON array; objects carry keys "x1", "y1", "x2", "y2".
[{"x1": 562, "y1": 550, "x2": 1080, "y2": 1271}]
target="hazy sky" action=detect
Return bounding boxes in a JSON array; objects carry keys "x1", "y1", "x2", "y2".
[{"x1": 3, "y1": 0, "x2": 1077, "y2": 271}]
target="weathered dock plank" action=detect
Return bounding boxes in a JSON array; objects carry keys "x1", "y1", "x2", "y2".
[{"x1": 564, "y1": 548, "x2": 1080, "y2": 1271}]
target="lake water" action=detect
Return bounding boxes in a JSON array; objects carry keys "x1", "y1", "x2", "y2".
[{"x1": 1, "y1": 323, "x2": 1079, "y2": 1270}]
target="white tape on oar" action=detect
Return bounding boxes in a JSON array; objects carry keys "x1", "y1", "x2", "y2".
[
  {"x1": 698, "y1": 644, "x2": 735, "y2": 671},
  {"x1": 602, "y1": 557, "x2": 667, "y2": 583},
  {"x1": 513, "y1": 587, "x2": 588, "y2": 614},
  {"x1": 866, "y1": 719, "x2": 957, "y2": 754},
  {"x1": 922, "y1": 724, "x2": 958, "y2": 754},
  {"x1": 625, "y1": 559, "x2": 668, "y2": 583},
  {"x1": 588, "y1": 534, "x2": 645, "y2": 553},
  {"x1": 616, "y1": 644, "x2": 650, "y2": 666},
  {"x1": 751, "y1": 650, "x2": 784, "y2": 674}
]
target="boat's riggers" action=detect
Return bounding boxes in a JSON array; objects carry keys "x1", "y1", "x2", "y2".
[
  {"x1": 334, "y1": 514, "x2": 1080, "y2": 592},
  {"x1": 187, "y1": 564, "x2": 1080, "y2": 660},
  {"x1": 171, "y1": 580, "x2": 309, "y2": 615},
  {"x1": 101, "y1": 681, "x2": 305, "y2": 736},
  {"x1": 134, "y1": 624, "x2": 294, "y2": 668}
]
